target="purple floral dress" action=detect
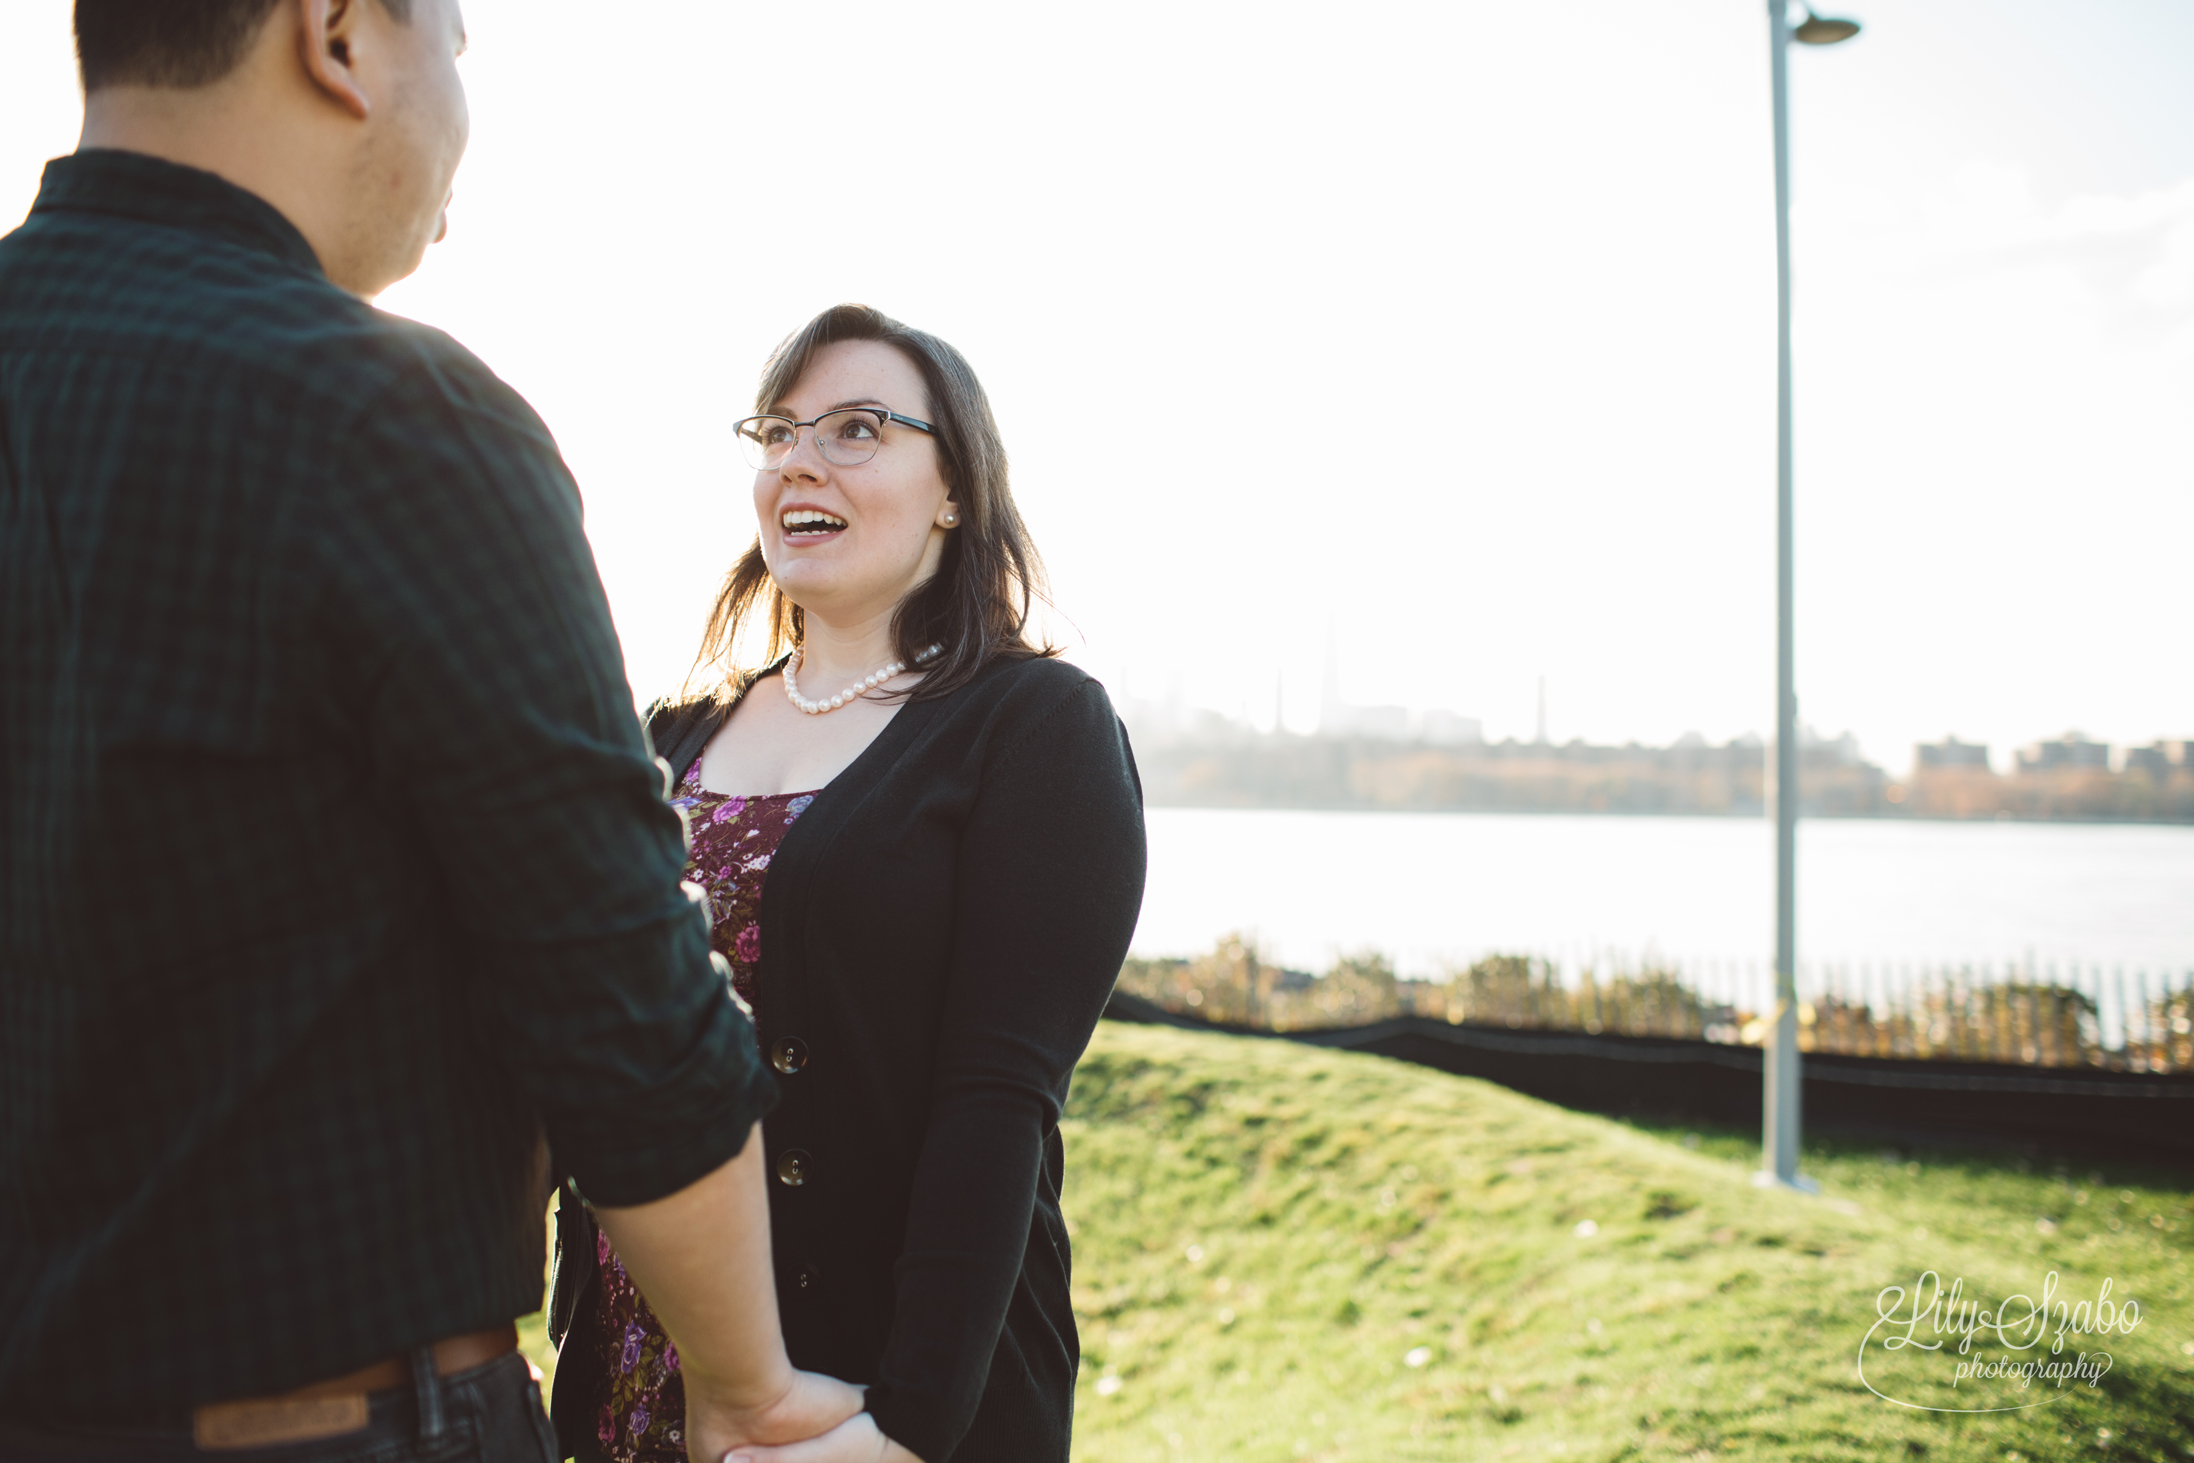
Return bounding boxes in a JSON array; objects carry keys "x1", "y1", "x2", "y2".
[{"x1": 573, "y1": 760, "x2": 818, "y2": 1462}]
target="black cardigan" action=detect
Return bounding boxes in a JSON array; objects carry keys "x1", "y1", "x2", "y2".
[{"x1": 548, "y1": 655, "x2": 1147, "y2": 1463}]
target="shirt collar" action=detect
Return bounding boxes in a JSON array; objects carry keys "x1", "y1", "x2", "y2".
[{"x1": 31, "y1": 149, "x2": 326, "y2": 279}]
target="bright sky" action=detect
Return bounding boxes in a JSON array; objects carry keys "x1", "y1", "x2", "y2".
[{"x1": 5, "y1": 1, "x2": 2190, "y2": 774}]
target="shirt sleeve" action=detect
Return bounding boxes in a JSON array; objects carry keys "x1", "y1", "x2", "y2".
[
  {"x1": 305, "y1": 340, "x2": 775, "y2": 1206},
  {"x1": 862, "y1": 674, "x2": 1148, "y2": 1461}
]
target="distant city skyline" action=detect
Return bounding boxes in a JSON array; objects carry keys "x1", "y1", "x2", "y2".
[
  {"x1": 1181, "y1": 656, "x2": 2190, "y2": 779},
  {"x1": 4, "y1": 1, "x2": 2188, "y2": 772},
  {"x1": 1122, "y1": 671, "x2": 2175, "y2": 780}
]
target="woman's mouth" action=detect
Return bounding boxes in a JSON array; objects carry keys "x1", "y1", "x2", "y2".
[{"x1": 781, "y1": 508, "x2": 847, "y2": 543}]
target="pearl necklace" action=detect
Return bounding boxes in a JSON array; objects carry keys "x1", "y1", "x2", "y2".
[{"x1": 783, "y1": 642, "x2": 944, "y2": 715}]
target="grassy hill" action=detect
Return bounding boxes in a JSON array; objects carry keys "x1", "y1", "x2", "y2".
[
  {"x1": 523, "y1": 1021, "x2": 2192, "y2": 1461},
  {"x1": 1057, "y1": 1023, "x2": 2192, "y2": 1462}
]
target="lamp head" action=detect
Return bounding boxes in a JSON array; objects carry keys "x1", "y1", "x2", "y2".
[{"x1": 1793, "y1": 11, "x2": 1861, "y2": 43}]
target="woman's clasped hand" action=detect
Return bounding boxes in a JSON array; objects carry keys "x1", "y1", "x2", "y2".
[
  {"x1": 725, "y1": 1410, "x2": 925, "y2": 1463},
  {"x1": 684, "y1": 1369, "x2": 873, "y2": 1463}
]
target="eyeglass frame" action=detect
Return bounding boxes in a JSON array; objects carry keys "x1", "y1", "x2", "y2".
[{"x1": 732, "y1": 406, "x2": 936, "y2": 471}]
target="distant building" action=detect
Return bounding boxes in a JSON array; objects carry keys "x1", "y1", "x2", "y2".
[
  {"x1": 1315, "y1": 634, "x2": 1475, "y2": 742},
  {"x1": 1915, "y1": 736, "x2": 1991, "y2": 771},
  {"x1": 1343, "y1": 704, "x2": 1413, "y2": 740},
  {"x1": 1801, "y1": 726, "x2": 1866, "y2": 766},
  {"x1": 2017, "y1": 732, "x2": 2111, "y2": 773},
  {"x1": 1421, "y1": 709, "x2": 1485, "y2": 745},
  {"x1": 1117, "y1": 695, "x2": 1251, "y2": 747},
  {"x1": 2121, "y1": 741, "x2": 2192, "y2": 778},
  {"x1": 2124, "y1": 744, "x2": 2171, "y2": 778}
]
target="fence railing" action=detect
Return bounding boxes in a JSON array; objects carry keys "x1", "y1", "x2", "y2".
[{"x1": 1114, "y1": 939, "x2": 2194, "y2": 1073}]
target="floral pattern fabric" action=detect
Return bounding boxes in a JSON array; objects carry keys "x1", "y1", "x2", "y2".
[{"x1": 575, "y1": 764, "x2": 817, "y2": 1462}]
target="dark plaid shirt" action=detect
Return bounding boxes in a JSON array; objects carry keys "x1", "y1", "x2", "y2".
[{"x1": 0, "y1": 151, "x2": 775, "y2": 1419}]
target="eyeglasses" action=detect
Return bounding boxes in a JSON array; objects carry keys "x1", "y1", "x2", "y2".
[{"x1": 733, "y1": 407, "x2": 935, "y2": 471}]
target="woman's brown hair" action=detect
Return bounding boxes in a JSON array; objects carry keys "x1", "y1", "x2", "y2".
[{"x1": 685, "y1": 303, "x2": 1054, "y2": 705}]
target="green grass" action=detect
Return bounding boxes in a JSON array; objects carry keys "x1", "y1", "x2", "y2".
[
  {"x1": 1057, "y1": 1023, "x2": 2194, "y2": 1462},
  {"x1": 522, "y1": 1022, "x2": 2194, "y2": 1460}
]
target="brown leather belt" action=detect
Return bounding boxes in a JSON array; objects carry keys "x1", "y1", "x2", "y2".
[{"x1": 190, "y1": 1324, "x2": 518, "y2": 1450}]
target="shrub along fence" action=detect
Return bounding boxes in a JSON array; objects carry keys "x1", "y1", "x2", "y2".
[{"x1": 1115, "y1": 937, "x2": 2194, "y2": 1073}]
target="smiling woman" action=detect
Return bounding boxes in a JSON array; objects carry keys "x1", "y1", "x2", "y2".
[
  {"x1": 692, "y1": 302, "x2": 1050, "y2": 717},
  {"x1": 544, "y1": 304, "x2": 1149, "y2": 1463}
]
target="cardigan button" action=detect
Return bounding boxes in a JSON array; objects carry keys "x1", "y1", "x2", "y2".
[
  {"x1": 793, "y1": 1263, "x2": 822, "y2": 1291},
  {"x1": 770, "y1": 1037, "x2": 809, "y2": 1075},
  {"x1": 775, "y1": 1149, "x2": 810, "y2": 1187}
]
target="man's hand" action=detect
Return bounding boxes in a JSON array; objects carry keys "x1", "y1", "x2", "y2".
[
  {"x1": 721, "y1": 1409, "x2": 927, "y2": 1463},
  {"x1": 686, "y1": 1368, "x2": 866, "y2": 1463},
  {"x1": 592, "y1": 1131, "x2": 863, "y2": 1463}
]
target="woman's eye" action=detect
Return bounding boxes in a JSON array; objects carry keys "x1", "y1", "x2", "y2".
[{"x1": 835, "y1": 416, "x2": 880, "y2": 441}]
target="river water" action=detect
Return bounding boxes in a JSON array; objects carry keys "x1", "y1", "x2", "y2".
[{"x1": 1133, "y1": 809, "x2": 2194, "y2": 983}]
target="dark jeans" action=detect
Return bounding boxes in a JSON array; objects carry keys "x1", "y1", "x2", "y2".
[{"x1": 0, "y1": 1351, "x2": 558, "y2": 1463}]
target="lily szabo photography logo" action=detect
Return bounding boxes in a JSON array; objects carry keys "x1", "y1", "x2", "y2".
[{"x1": 1859, "y1": 1270, "x2": 2141, "y2": 1413}]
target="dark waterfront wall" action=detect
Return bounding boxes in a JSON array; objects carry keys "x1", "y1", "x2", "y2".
[{"x1": 1102, "y1": 991, "x2": 2194, "y2": 1170}]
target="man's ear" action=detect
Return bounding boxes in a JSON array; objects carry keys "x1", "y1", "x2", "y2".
[{"x1": 297, "y1": 0, "x2": 371, "y2": 120}]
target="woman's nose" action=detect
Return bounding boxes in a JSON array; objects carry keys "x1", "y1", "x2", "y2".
[{"x1": 777, "y1": 426, "x2": 829, "y2": 478}]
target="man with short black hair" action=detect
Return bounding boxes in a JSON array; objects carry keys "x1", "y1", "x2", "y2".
[
  {"x1": 74, "y1": 0, "x2": 415, "y2": 91},
  {"x1": 0, "y1": 3, "x2": 861, "y2": 1457}
]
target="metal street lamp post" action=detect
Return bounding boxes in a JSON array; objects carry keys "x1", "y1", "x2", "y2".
[{"x1": 1761, "y1": 1, "x2": 1858, "y2": 1192}]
